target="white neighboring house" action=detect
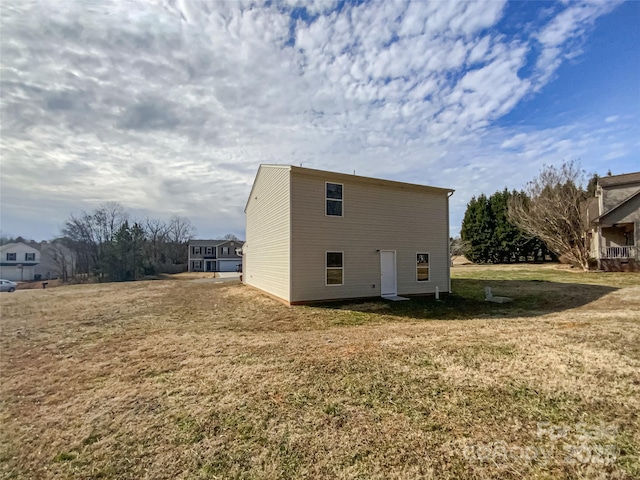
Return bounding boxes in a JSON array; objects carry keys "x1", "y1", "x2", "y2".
[
  {"x1": 243, "y1": 165, "x2": 454, "y2": 304},
  {"x1": 0, "y1": 242, "x2": 41, "y2": 281}
]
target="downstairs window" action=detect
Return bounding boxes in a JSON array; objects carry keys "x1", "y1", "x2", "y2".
[{"x1": 326, "y1": 252, "x2": 343, "y2": 285}]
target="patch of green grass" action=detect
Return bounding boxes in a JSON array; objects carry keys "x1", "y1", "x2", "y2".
[
  {"x1": 452, "y1": 265, "x2": 640, "y2": 287},
  {"x1": 324, "y1": 402, "x2": 346, "y2": 417},
  {"x1": 330, "y1": 310, "x2": 375, "y2": 326},
  {"x1": 53, "y1": 452, "x2": 76, "y2": 463},
  {"x1": 175, "y1": 415, "x2": 204, "y2": 444},
  {"x1": 277, "y1": 434, "x2": 302, "y2": 479},
  {"x1": 444, "y1": 343, "x2": 517, "y2": 368},
  {"x1": 611, "y1": 429, "x2": 640, "y2": 477}
]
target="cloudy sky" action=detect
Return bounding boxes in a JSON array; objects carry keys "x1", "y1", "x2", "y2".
[{"x1": 1, "y1": 0, "x2": 638, "y2": 240}]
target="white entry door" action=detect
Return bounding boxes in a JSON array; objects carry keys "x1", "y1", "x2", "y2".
[{"x1": 380, "y1": 250, "x2": 397, "y2": 296}]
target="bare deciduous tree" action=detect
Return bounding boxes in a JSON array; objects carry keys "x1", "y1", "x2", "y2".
[
  {"x1": 62, "y1": 212, "x2": 99, "y2": 275},
  {"x1": 507, "y1": 161, "x2": 590, "y2": 270},
  {"x1": 166, "y1": 216, "x2": 196, "y2": 264},
  {"x1": 94, "y1": 202, "x2": 128, "y2": 245},
  {"x1": 168, "y1": 215, "x2": 196, "y2": 244},
  {"x1": 223, "y1": 233, "x2": 239, "y2": 241},
  {"x1": 49, "y1": 240, "x2": 76, "y2": 282},
  {"x1": 450, "y1": 237, "x2": 469, "y2": 261},
  {"x1": 144, "y1": 217, "x2": 170, "y2": 267}
]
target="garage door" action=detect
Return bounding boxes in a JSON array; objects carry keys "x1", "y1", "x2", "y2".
[{"x1": 218, "y1": 260, "x2": 240, "y2": 272}]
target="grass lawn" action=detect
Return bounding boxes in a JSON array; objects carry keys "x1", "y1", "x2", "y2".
[{"x1": 1, "y1": 264, "x2": 639, "y2": 479}]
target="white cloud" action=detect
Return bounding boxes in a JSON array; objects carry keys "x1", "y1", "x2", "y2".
[
  {"x1": 533, "y1": 0, "x2": 622, "y2": 87},
  {"x1": 0, "y1": 0, "x2": 633, "y2": 240}
]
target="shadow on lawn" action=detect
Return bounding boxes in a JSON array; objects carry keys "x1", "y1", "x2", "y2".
[{"x1": 315, "y1": 278, "x2": 619, "y2": 321}]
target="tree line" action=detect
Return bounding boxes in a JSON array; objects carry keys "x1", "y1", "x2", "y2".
[
  {"x1": 459, "y1": 161, "x2": 598, "y2": 270},
  {"x1": 60, "y1": 202, "x2": 197, "y2": 281},
  {"x1": 460, "y1": 189, "x2": 555, "y2": 264}
]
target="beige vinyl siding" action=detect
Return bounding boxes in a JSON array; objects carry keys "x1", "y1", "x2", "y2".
[
  {"x1": 290, "y1": 171, "x2": 449, "y2": 303},
  {"x1": 244, "y1": 166, "x2": 291, "y2": 301},
  {"x1": 602, "y1": 184, "x2": 639, "y2": 213},
  {"x1": 601, "y1": 194, "x2": 640, "y2": 226},
  {"x1": 600, "y1": 195, "x2": 640, "y2": 248}
]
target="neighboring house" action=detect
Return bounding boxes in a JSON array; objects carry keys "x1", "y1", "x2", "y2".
[
  {"x1": 243, "y1": 165, "x2": 454, "y2": 304},
  {"x1": 0, "y1": 242, "x2": 41, "y2": 281},
  {"x1": 586, "y1": 172, "x2": 640, "y2": 272},
  {"x1": 34, "y1": 241, "x2": 76, "y2": 280},
  {"x1": 188, "y1": 239, "x2": 244, "y2": 272}
]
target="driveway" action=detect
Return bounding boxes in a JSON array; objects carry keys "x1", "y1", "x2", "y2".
[{"x1": 189, "y1": 272, "x2": 241, "y2": 284}]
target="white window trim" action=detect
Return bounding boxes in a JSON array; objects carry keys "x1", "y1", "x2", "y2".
[
  {"x1": 6, "y1": 253, "x2": 16, "y2": 261},
  {"x1": 325, "y1": 251, "x2": 344, "y2": 286},
  {"x1": 416, "y1": 252, "x2": 430, "y2": 282},
  {"x1": 325, "y1": 181, "x2": 344, "y2": 217}
]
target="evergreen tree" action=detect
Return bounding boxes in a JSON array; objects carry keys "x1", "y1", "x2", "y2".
[
  {"x1": 462, "y1": 189, "x2": 552, "y2": 264},
  {"x1": 461, "y1": 194, "x2": 493, "y2": 263}
]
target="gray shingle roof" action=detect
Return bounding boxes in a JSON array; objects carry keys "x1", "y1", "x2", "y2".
[{"x1": 598, "y1": 172, "x2": 640, "y2": 188}]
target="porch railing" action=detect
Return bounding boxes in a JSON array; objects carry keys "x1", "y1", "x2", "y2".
[{"x1": 602, "y1": 246, "x2": 637, "y2": 259}]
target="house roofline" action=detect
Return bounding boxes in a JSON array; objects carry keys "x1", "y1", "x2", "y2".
[
  {"x1": 289, "y1": 165, "x2": 455, "y2": 194},
  {"x1": 0, "y1": 242, "x2": 41, "y2": 252},
  {"x1": 598, "y1": 172, "x2": 640, "y2": 188},
  {"x1": 189, "y1": 239, "x2": 244, "y2": 246},
  {"x1": 244, "y1": 164, "x2": 455, "y2": 212},
  {"x1": 593, "y1": 190, "x2": 640, "y2": 224},
  {"x1": 244, "y1": 164, "x2": 293, "y2": 213}
]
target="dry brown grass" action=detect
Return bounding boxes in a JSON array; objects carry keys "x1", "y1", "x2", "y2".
[
  {"x1": 1, "y1": 266, "x2": 639, "y2": 479},
  {"x1": 14, "y1": 279, "x2": 64, "y2": 290}
]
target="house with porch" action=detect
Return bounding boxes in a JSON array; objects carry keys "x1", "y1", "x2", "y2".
[
  {"x1": 188, "y1": 239, "x2": 243, "y2": 273},
  {"x1": 586, "y1": 172, "x2": 640, "y2": 271}
]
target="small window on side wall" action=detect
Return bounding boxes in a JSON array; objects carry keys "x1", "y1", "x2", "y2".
[
  {"x1": 326, "y1": 182, "x2": 343, "y2": 216},
  {"x1": 417, "y1": 253, "x2": 429, "y2": 282},
  {"x1": 6, "y1": 253, "x2": 16, "y2": 261},
  {"x1": 25, "y1": 253, "x2": 35, "y2": 261},
  {"x1": 326, "y1": 252, "x2": 343, "y2": 285}
]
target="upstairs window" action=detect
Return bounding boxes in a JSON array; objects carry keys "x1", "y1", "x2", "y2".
[
  {"x1": 25, "y1": 253, "x2": 35, "y2": 261},
  {"x1": 221, "y1": 247, "x2": 230, "y2": 255},
  {"x1": 417, "y1": 253, "x2": 430, "y2": 282},
  {"x1": 326, "y1": 252, "x2": 344, "y2": 285},
  {"x1": 193, "y1": 247, "x2": 201, "y2": 255},
  {"x1": 6, "y1": 253, "x2": 16, "y2": 261},
  {"x1": 326, "y1": 182, "x2": 343, "y2": 216},
  {"x1": 205, "y1": 247, "x2": 213, "y2": 255}
]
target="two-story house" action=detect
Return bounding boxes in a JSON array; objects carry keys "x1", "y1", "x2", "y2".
[
  {"x1": 586, "y1": 172, "x2": 640, "y2": 271},
  {"x1": 0, "y1": 242, "x2": 41, "y2": 281},
  {"x1": 188, "y1": 239, "x2": 244, "y2": 273},
  {"x1": 243, "y1": 165, "x2": 454, "y2": 304}
]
